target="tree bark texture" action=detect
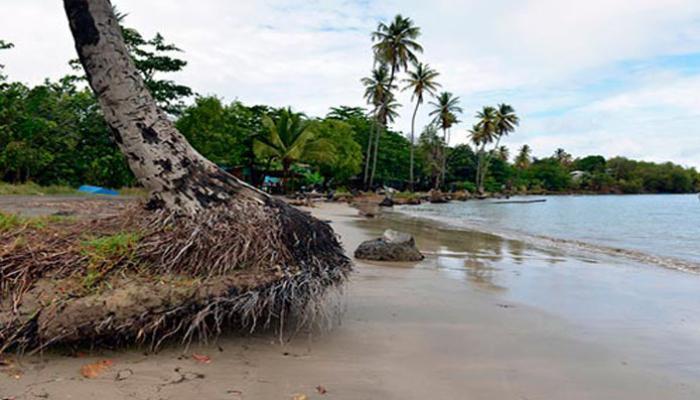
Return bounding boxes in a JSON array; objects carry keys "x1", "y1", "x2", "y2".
[{"x1": 64, "y1": 0, "x2": 264, "y2": 214}]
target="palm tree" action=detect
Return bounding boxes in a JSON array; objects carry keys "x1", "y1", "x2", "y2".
[
  {"x1": 429, "y1": 92, "x2": 462, "y2": 188},
  {"x1": 477, "y1": 104, "x2": 518, "y2": 193},
  {"x1": 496, "y1": 145, "x2": 510, "y2": 162},
  {"x1": 361, "y1": 65, "x2": 394, "y2": 187},
  {"x1": 471, "y1": 107, "x2": 497, "y2": 194},
  {"x1": 515, "y1": 144, "x2": 532, "y2": 169},
  {"x1": 369, "y1": 93, "x2": 401, "y2": 188},
  {"x1": 326, "y1": 106, "x2": 366, "y2": 121},
  {"x1": 372, "y1": 15, "x2": 423, "y2": 90},
  {"x1": 254, "y1": 108, "x2": 334, "y2": 192},
  {"x1": 370, "y1": 14, "x2": 422, "y2": 189},
  {"x1": 403, "y1": 62, "x2": 440, "y2": 191}
]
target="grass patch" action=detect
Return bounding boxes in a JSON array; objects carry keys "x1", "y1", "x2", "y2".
[
  {"x1": 80, "y1": 232, "x2": 141, "y2": 290},
  {"x1": 81, "y1": 232, "x2": 141, "y2": 263},
  {"x1": 0, "y1": 182, "x2": 78, "y2": 196},
  {"x1": 0, "y1": 212, "x2": 66, "y2": 232},
  {"x1": 118, "y1": 187, "x2": 147, "y2": 197}
]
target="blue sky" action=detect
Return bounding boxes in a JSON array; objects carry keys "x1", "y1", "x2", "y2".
[{"x1": 1, "y1": 0, "x2": 700, "y2": 167}]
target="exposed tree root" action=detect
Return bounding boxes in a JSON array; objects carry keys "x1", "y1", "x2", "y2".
[{"x1": 0, "y1": 199, "x2": 352, "y2": 354}]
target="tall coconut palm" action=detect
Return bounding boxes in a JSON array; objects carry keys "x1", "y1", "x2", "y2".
[
  {"x1": 471, "y1": 106, "x2": 497, "y2": 194},
  {"x1": 429, "y1": 92, "x2": 462, "y2": 188},
  {"x1": 403, "y1": 62, "x2": 440, "y2": 191},
  {"x1": 371, "y1": 15, "x2": 422, "y2": 189},
  {"x1": 475, "y1": 104, "x2": 518, "y2": 194},
  {"x1": 360, "y1": 65, "x2": 393, "y2": 187},
  {"x1": 372, "y1": 15, "x2": 423, "y2": 90},
  {"x1": 254, "y1": 108, "x2": 334, "y2": 192}
]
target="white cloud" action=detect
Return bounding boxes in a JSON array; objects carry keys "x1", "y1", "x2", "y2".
[{"x1": 1, "y1": 0, "x2": 699, "y2": 167}]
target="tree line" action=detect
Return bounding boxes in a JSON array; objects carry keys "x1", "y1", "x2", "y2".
[{"x1": 0, "y1": 14, "x2": 697, "y2": 194}]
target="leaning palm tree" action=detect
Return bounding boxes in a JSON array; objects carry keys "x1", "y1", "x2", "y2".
[
  {"x1": 360, "y1": 65, "x2": 394, "y2": 188},
  {"x1": 369, "y1": 93, "x2": 401, "y2": 188},
  {"x1": 254, "y1": 108, "x2": 334, "y2": 192},
  {"x1": 403, "y1": 62, "x2": 440, "y2": 191},
  {"x1": 0, "y1": 0, "x2": 352, "y2": 353},
  {"x1": 429, "y1": 92, "x2": 462, "y2": 188}
]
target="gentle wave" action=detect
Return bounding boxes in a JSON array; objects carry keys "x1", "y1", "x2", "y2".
[{"x1": 393, "y1": 205, "x2": 700, "y2": 275}]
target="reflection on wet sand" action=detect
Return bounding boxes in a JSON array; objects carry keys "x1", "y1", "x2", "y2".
[{"x1": 355, "y1": 211, "x2": 568, "y2": 291}]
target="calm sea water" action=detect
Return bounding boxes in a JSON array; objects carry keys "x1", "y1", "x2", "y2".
[{"x1": 397, "y1": 194, "x2": 700, "y2": 270}]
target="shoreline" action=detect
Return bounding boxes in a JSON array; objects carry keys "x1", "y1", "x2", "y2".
[
  {"x1": 2, "y1": 201, "x2": 700, "y2": 399},
  {"x1": 389, "y1": 201, "x2": 700, "y2": 275}
]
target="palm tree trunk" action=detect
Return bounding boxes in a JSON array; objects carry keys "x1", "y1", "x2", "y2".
[
  {"x1": 64, "y1": 0, "x2": 264, "y2": 215},
  {"x1": 479, "y1": 136, "x2": 502, "y2": 194},
  {"x1": 369, "y1": 66, "x2": 396, "y2": 191},
  {"x1": 439, "y1": 127, "x2": 448, "y2": 189},
  {"x1": 369, "y1": 122, "x2": 381, "y2": 189},
  {"x1": 363, "y1": 115, "x2": 376, "y2": 188},
  {"x1": 409, "y1": 100, "x2": 420, "y2": 192}
]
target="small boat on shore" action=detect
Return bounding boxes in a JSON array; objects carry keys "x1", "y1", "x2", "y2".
[{"x1": 488, "y1": 199, "x2": 547, "y2": 205}]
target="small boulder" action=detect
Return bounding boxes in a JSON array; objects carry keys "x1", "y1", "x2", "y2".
[
  {"x1": 379, "y1": 196, "x2": 394, "y2": 207},
  {"x1": 354, "y1": 229, "x2": 424, "y2": 262},
  {"x1": 429, "y1": 189, "x2": 449, "y2": 203}
]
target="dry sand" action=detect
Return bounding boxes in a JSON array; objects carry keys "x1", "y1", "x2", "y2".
[{"x1": 2, "y1": 200, "x2": 699, "y2": 399}]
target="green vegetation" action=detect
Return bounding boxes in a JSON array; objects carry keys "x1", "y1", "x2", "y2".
[
  {"x1": 0, "y1": 182, "x2": 77, "y2": 195},
  {"x1": 81, "y1": 232, "x2": 141, "y2": 264},
  {"x1": 0, "y1": 12, "x2": 697, "y2": 196},
  {"x1": 81, "y1": 232, "x2": 141, "y2": 289},
  {"x1": 0, "y1": 211, "x2": 65, "y2": 232}
]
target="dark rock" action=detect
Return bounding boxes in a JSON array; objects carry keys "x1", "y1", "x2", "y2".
[
  {"x1": 354, "y1": 229, "x2": 424, "y2": 262},
  {"x1": 379, "y1": 196, "x2": 394, "y2": 207},
  {"x1": 429, "y1": 189, "x2": 449, "y2": 203}
]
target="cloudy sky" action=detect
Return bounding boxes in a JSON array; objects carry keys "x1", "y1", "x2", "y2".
[{"x1": 2, "y1": 0, "x2": 700, "y2": 167}]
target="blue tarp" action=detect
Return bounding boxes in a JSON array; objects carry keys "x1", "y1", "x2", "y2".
[{"x1": 78, "y1": 185, "x2": 119, "y2": 196}]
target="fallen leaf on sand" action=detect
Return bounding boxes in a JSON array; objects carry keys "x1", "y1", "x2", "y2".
[
  {"x1": 191, "y1": 354, "x2": 211, "y2": 364},
  {"x1": 316, "y1": 385, "x2": 328, "y2": 394},
  {"x1": 80, "y1": 360, "x2": 113, "y2": 379},
  {"x1": 292, "y1": 394, "x2": 308, "y2": 400}
]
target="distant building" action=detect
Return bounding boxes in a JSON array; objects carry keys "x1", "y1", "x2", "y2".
[{"x1": 570, "y1": 170, "x2": 587, "y2": 182}]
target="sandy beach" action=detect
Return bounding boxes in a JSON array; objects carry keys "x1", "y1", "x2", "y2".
[{"x1": 2, "y1": 200, "x2": 700, "y2": 399}]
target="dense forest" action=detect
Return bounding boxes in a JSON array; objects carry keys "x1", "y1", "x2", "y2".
[{"x1": 0, "y1": 15, "x2": 698, "y2": 195}]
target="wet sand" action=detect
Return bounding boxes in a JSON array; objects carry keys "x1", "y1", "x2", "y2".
[{"x1": 2, "y1": 201, "x2": 700, "y2": 399}]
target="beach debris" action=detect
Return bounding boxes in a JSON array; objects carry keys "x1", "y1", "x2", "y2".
[
  {"x1": 115, "y1": 368, "x2": 133, "y2": 381},
  {"x1": 316, "y1": 385, "x2": 328, "y2": 394},
  {"x1": 496, "y1": 303, "x2": 515, "y2": 309},
  {"x1": 291, "y1": 394, "x2": 308, "y2": 400},
  {"x1": 355, "y1": 229, "x2": 424, "y2": 262},
  {"x1": 191, "y1": 353, "x2": 212, "y2": 364},
  {"x1": 80, "y1": 360, "x2": 113, "y2": 379}
]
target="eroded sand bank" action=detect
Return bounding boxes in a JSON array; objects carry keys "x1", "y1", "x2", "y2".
[{"x1": 2, "y1": 201, "x2": 699, "y2": 399}]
